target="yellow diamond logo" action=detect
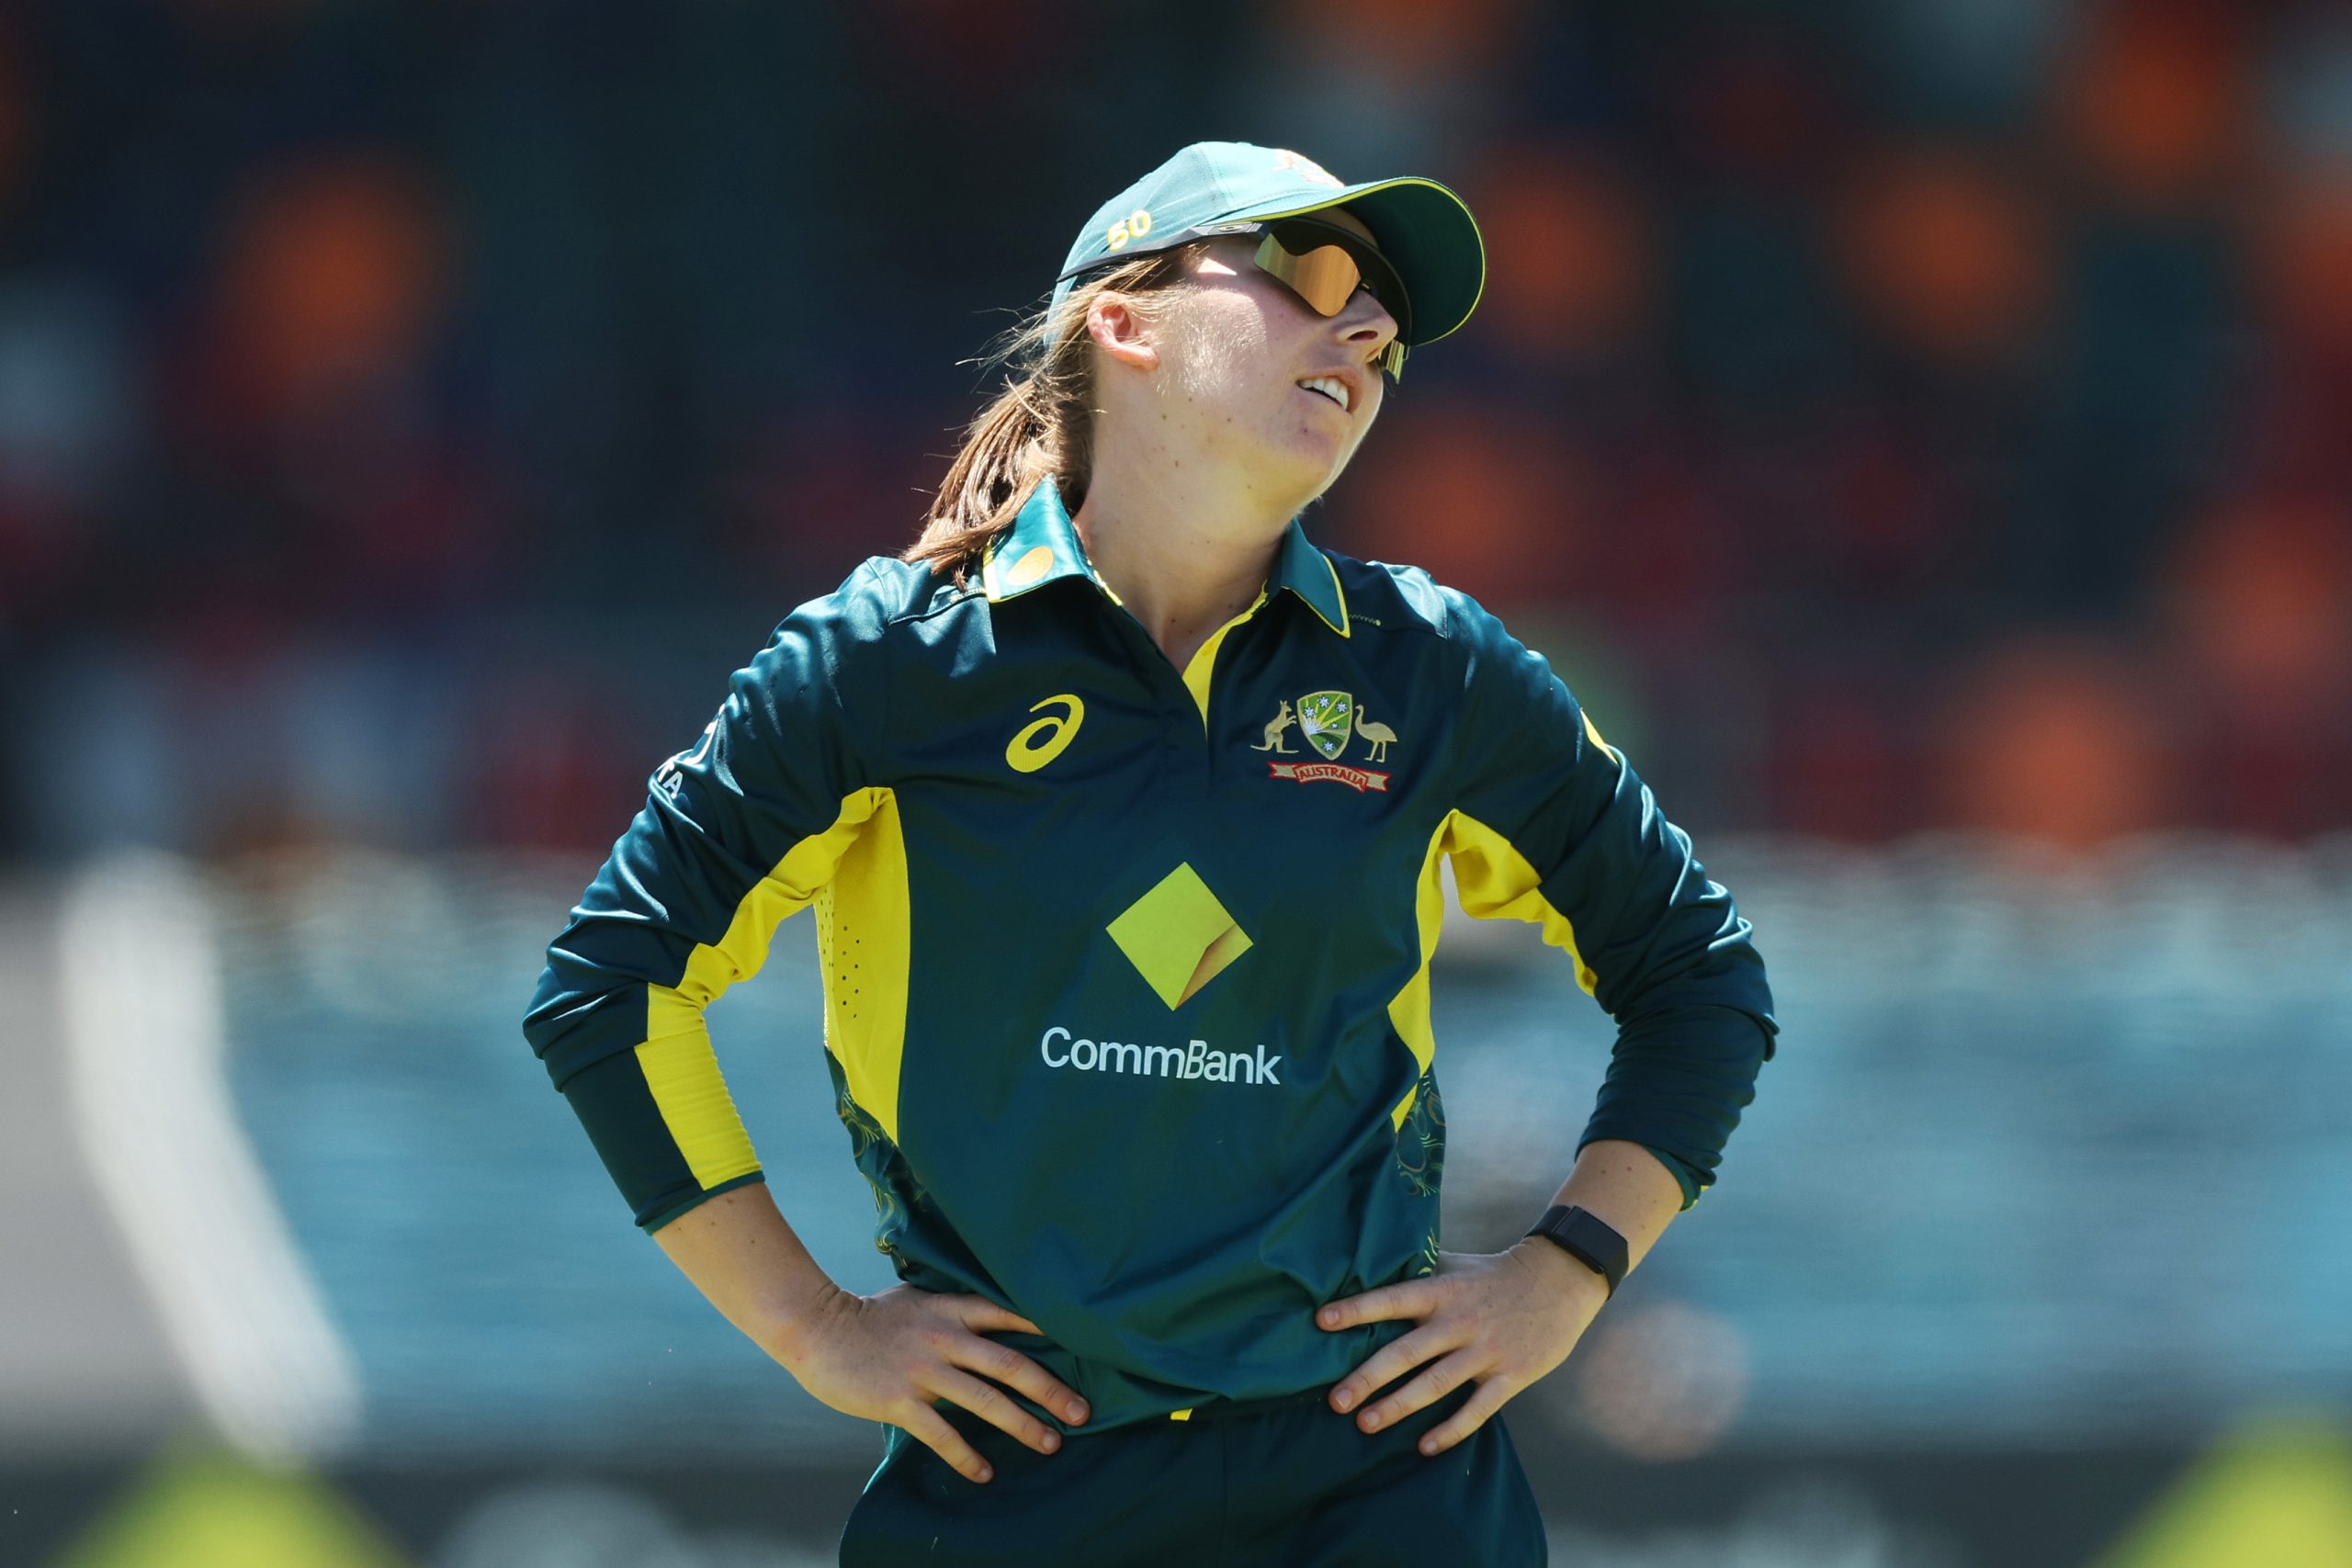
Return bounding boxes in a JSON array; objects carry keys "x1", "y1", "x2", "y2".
[{"x1": 1106, "y1": 862, "x2": 1252, "y2": 1010}]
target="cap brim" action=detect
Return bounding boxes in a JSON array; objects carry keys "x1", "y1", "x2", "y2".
[{"x1": 1224, "y1": 176, "x2": 1487, "y2": 348}]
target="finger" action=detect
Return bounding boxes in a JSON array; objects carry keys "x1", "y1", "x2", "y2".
[
  {"x1": 1317, "y1": 1278, "x2": 1440, "y2": 1332},
  {"x1": 954, "y1": 1295, "x2": 1047, "y2": 1339},
  {"x1": 1327, "y1": 1322, "x2": 1453, "y2": 1415},
  {"x1": 930, "y1": 1366, "x2": 1063, "y2": 1456},
  {"x1": 901, "y1": 1402, "x2": 993, "y2": 1484},
  {"x1": 1416, "y1": 1376, "x2": 1515, "y2": 1457},
  {"x1": 1355, "y1": 1348, "x2": 1482, "y2": 1434},
  {"x1": 953, "y1": 1331, "x2": 1092, "y2": 1426}
]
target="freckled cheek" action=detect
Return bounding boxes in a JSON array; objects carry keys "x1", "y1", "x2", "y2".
[{"x1": 1195, "y1": 333, "x2": 1262, "y2": 400}]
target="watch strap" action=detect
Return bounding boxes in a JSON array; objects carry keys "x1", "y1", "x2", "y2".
[{"x1": 1524, "y1": 1204, "x2": 1628, "y2": 1296}]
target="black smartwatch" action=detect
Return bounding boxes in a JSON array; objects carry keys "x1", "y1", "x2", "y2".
[{"x1": 1524, "y1": 1204, "x2": 1628, "y2": 1297}]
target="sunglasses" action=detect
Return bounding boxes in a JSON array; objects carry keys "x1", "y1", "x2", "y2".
[
  {"x1": 1060, "y1": 214, "x2": 1413, "y2": 383},
  {"x1": 1238, "y1": 218, "x2": 1412, "y2": 382}
]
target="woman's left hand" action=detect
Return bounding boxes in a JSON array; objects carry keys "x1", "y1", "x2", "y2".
[{"x1": 1315, "y1": 1240, "x2": 1610, "y2": 1456}]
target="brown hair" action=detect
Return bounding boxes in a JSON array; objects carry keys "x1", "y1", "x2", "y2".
[{"x1": 901, "y1": 242, "x2": 1209, "y2": 588}]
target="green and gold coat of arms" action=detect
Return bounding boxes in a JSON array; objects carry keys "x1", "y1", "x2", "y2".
[{"x1": 1295, "y1": 690, "x2": 1354, "y2": 761}]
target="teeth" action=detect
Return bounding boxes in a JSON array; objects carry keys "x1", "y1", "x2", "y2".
[{"x1": 1298, "y1": 376, "x2": 1350, "y2": 412}]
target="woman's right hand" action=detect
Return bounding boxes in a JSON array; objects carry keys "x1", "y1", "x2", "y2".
[{"x1": 777, "y1": 1281, "x2": 1091, "y2": 1483}]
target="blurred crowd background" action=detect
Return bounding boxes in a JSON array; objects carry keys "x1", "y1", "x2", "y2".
[
  {"x1": 5, "y1": 2, "x2": 2352, "y2": 1566},
  {"x1": 5, "y1": 0, "x2": 2349, "y2": 863}
]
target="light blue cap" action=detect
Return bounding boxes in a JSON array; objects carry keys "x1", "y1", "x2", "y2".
[{"x1": 1044, "y1": 141, "x2": 1486, "y2": 353}]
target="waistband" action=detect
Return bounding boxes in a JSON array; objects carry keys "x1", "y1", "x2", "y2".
[{"x1": 1164, "y1": 1384, "x2": 1333, "y2": 1424}]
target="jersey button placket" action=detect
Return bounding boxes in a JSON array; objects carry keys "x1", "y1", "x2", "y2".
[
  {"x1": 1162, "y1": 705, "x2": 1208, "y2": 802},
  {"x1": 1190, "y1": 604, "x2": 1269, "y2": 786}
]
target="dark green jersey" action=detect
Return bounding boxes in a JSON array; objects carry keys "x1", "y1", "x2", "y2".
[{"x1": 525, "y1": 475, "x2": 1778, "y2": 1432}]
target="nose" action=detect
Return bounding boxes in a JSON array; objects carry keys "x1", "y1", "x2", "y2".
[{"x1": 1338, "y1": 289, "x2": 1399, "y2": 360}]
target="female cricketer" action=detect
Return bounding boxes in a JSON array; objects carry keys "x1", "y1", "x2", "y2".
[{"x1": 525, "y1": 141, "x2": 1780, "y2": 1566}]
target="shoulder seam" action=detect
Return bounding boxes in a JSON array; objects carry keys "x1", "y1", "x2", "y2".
[
  {"x1": 1325, "y1": 557, "x2": 1457, "y2": 642},
  {"x1": 844, "y1": 556, "x2": 979, "y2": 629},
  {"x1": 824, "y1": 555, "x2": 965, "y2": 630},
  {"x1": 888, "y1": 580, "x2": 986, "y2": 628}
]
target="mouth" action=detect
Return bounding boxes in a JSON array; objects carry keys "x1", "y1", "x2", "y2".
[{"x1": 1297, "y1": 375, "x2": 1352, "y2": 413}]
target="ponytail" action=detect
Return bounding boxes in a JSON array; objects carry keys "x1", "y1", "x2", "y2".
[{"x1": 903, "y1": 244, "x2": 1204, "y2": 588}]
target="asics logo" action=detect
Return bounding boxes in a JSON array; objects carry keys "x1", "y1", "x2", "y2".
[{"x1": 1006, "y1": 694, "x2": 1084, "y2": 773}]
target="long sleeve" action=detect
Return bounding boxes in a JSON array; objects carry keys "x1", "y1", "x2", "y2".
[
  {"x1": 523, "y1": 561, "x2": 890, "y2": 1231},
  {"x1": 1440, "y1": 589, "x2": 1779, "y2": 1211}
]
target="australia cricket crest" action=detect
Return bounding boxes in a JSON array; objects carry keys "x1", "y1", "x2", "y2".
[
  {"x1": 1296, "y1": 690, "x2": 1353, "y2": 761},
  {"x1": 1261, "y1": 690, "x2": 1393, "y2": 793}
]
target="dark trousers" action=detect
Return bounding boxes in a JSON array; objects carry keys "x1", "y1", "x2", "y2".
[{"x1": 838, "y1": 1382, "x2": 1548, "y2": 1567}]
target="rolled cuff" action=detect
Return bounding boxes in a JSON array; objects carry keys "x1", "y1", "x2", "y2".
[
  {"x1": 1577, "y1": 1004, "x2": 1774, "y2": 1209},
  {"x1": 560, "y1": 1046, "x2": 765, "y2": 1231}
]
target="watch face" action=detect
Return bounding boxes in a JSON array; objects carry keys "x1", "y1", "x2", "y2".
[{"x1": 1536, "y1": 1208, "x2": 1623, "y2": 1291}]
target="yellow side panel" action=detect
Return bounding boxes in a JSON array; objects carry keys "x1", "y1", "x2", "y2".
[
  {"x1": 1380, "y1": 808, "x2": 1600, "y2": 1134},
  {"x1": 1445, "y1": 810, "x2": 1599, "y2": 994},
  {"x1": 641, "y1": 788, "x2": 894, "y2": 1190},
  {"x1": 1383, "y1": 813, "x2": 1454, "y2": 1131},
  {"x1": 815, "y1": 788, "x2": 913, "y2": 1145}
]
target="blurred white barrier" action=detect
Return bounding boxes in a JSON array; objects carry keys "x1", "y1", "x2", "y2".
[{"x1": 57, "y1": 852, "x2": 361, "y2": 1464}]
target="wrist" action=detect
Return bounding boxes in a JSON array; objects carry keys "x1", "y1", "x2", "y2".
[
  {"x1": 1511, "y1": 1235, "x2": 1611, "y2": 1300},
  {"x1": 760, "y1": 1276, "x2": 849, "y2": 1371},
  {"x1": 1523, "y1": 1202, "x2": 1629, "y2": 1297}
]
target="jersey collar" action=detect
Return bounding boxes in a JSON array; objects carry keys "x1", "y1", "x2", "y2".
[{"x1": 980, "y1": 474, "x2": 1350, "y2": 637}]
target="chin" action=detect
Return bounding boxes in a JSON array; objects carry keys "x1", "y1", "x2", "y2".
[
  {"x1": 1296, "y1": 428, "x2": 1362, "y2": 490},
  {"x1": 1264, "y1": 439, "x2": 1343, "y2": 500}
]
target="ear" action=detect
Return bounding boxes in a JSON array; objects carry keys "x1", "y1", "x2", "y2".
[{"x1": 1086, "y1": 293, "x2": 1162, "y2": 375}]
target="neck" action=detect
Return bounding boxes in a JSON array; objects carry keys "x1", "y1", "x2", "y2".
[{"x1": 1069, "y1": 440, "x2": 1307, "y2": 670}]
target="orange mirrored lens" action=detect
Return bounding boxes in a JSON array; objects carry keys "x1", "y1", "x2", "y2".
[
  {"x1": 1252, "y1": 227, "x2": 1409, "y2": 381},
  {"x1": 1256, "y1": 231, "x2": 1364, "y2": 315}
]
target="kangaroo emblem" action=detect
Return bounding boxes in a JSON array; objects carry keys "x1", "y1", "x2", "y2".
[
  {"x1": 1356, "y1": 708, "x2": 1399, "y2": 763},
  {"x1": 1251, "y1": 700, "x2": 1299, "y2": 753}
]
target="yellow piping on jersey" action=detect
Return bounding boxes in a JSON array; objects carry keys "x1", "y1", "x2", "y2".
[
  {"x1": 1181, "y1": 587, "x2": 1271, "y2": 729},
  {"x1": 1317, "y1": 552, "x2": 1351, "y2": 637}
]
